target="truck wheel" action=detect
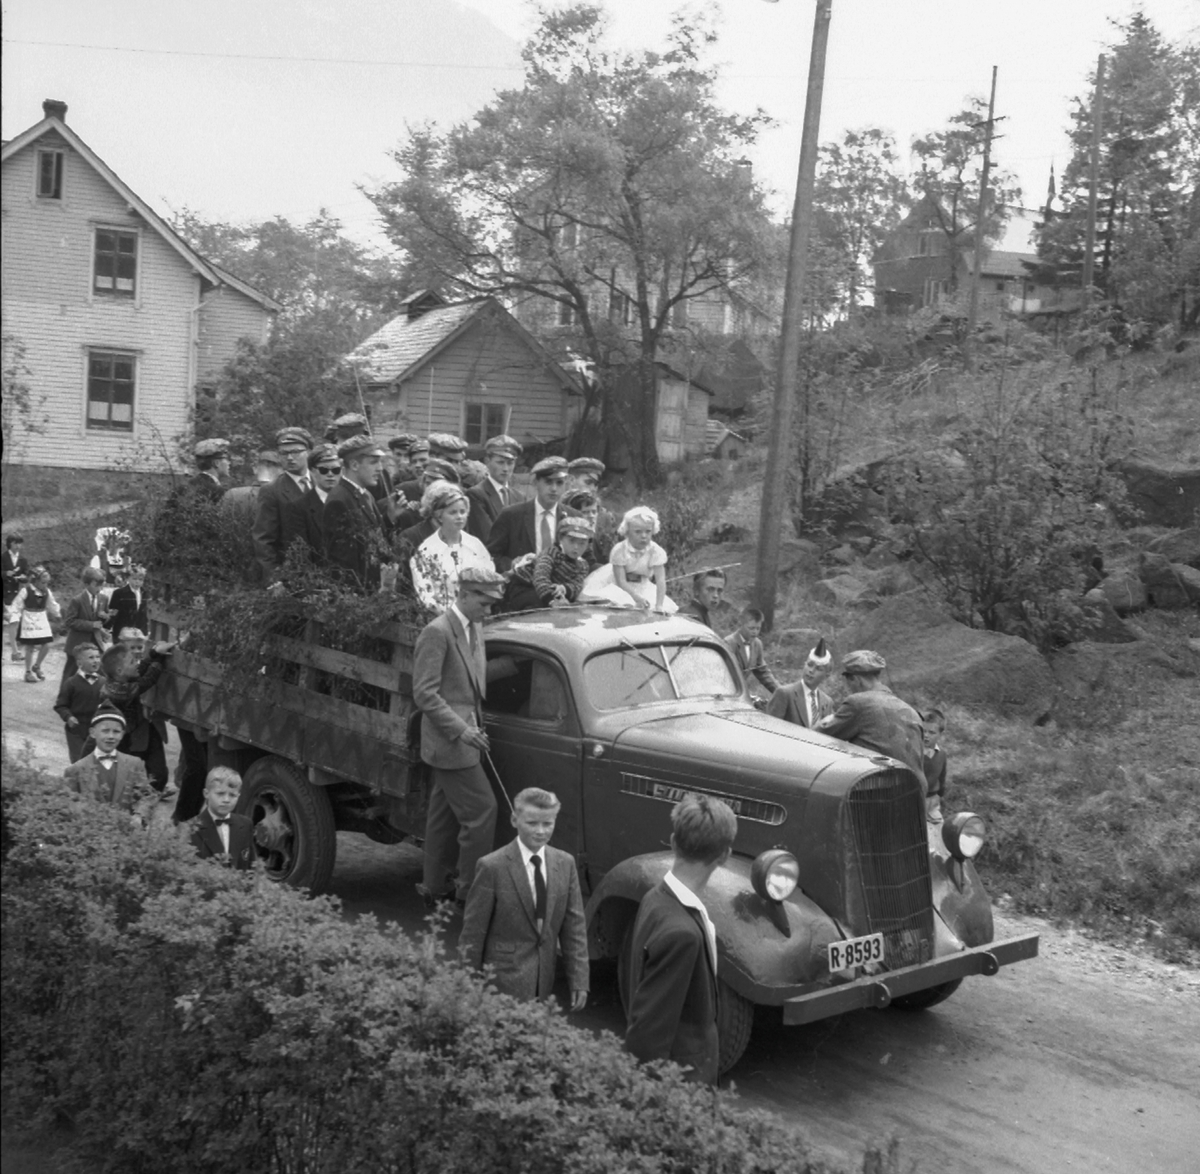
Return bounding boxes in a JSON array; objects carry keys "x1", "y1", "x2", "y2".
[
  {"x1": 618, "y1": 925, "x2": 754, "y2": 1077},
  {"x1": 240, "y1": 756, "x2": 336, "y2": 895},
  {"x1": 890, "y1": 978, "x2": 962, "y2": 1011}
]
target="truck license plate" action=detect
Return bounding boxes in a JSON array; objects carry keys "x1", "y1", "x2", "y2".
[{"x1": 828, "y1": 933, "x2": 884, "y2": 972}]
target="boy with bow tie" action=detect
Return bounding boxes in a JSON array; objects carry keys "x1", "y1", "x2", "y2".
[
  {"x1": 54, "y1": 644, "x2": 105, "y2": 761},
  {"x1": 189, "y1": 767, "x2": 255, "y2": 870},
  {"x1": 62, "y1": 703, "x2": 155, "y2": 820}
]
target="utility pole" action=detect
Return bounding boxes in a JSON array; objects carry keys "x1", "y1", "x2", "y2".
[
  {"x1": 1082, "y1": 54, "x2": 1106, "y2": 306},
  {"x1": 966, "y1": 66, "x2": 998, "y2": 341},
  {"x1": 753, "y1": 0, "x2": 832, "y2": 631}
]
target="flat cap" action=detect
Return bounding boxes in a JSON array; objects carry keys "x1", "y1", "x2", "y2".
[
  {"x1": 531, "y1": 455, "x2": 570, "y2": 479},
  {"x1": 427, "y1": 432, "x2": 467, "y2": 455},
  {"x1": 307, "y1": 443, "x2": 340, "y2": 469},
  {"x1": 408, "y1": 438, "x2": 430, "y2": 455},
  {"x1": 257, "y1": 450, "x2": 283, "y2": 467},
  {"x1": 458, "y1": 565, "x2": 507, "y2": 598},
  {"x1": 423, "y1": 457, "x2": 461, "y2": 483},
  {"x1": 275, "y1": 426, "x2": 314, "y2": 450},
  {"x1": 194, "y1": 438, "x2": 230, "y2": 459},
  {"x1": 841, "y1": 649, "x2": 887, "y2": 676},
  {"x1": 336, "y1": 434, "x2": 386, "y2": 461},
  {"x1": 484, "y1": 434, "x2": 523, "y2": 458},
  {"x1": 388, "y1": 433, "x2": 421, "y2": 453},
  {"x1": 568, "y1": 457, "x2": 606, "y2": 476},
  {"x1": 90, "y1": 701, "x2": 127, "y2": 729},
  {"x1": 557, "y1": 516, "x2": 595, "y2": 541},
  {"x1": 333, "y1": 412, "x2": 370, "y2": 431}
]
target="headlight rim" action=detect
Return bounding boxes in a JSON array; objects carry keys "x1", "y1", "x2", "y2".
[
  {"x1": 942, "y1": 811, "x2": 986, "y2": 862},
  {"x1": 751, "y1": 848, "x2": 800, "y2": 904}
]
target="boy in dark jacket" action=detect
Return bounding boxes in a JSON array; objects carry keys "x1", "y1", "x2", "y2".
[
  {"x1": 54, "y1": 644, "x2": 105, "y2": 762},
  {"x1": 95, "y1": 640, "x2": 176, "y2": 791}
]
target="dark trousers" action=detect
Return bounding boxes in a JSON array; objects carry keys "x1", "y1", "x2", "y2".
[
  {"x1": 172, "y1": 727, "x2": 210, "y2": 823},
  {"x1": 422, "y1": 762, "x2": 497, "y2": 901},
  {"x1": 65, "y1": 726, "x2": 89, "y2": 763}
]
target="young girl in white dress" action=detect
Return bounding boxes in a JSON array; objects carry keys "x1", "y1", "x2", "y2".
[{"x1": 580, "y1": 506, "x2": 677, "y2": 612}]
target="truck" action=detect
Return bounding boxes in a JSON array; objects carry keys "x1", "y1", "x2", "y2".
[{"x1": 148, "y1": 602, "x2": 1038, "y2": 1074}]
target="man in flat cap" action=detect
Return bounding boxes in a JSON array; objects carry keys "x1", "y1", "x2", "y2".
[
  {"x1": 393, "y1": 458, "x2": 462, "y2": 539},
  {"x1": 280, "y1": 443, "x2": 341, "y2": 561},
  {"x1": 816, "y1": 650, "x2": 927, "y2": 791},
  {"x1": 427, "y1": 432, "x2": 468, "y2": 469},
  {"x1": 191, "y1": 438, "x2": 231, "y2": 502},
  {"x1": 567, "y1": 456, "x2": 605, "y2": 493},
  {"x1": 486, "y1": 456, "x2": 569, "y2": 573},
  {"x1": 413, "y1": 565, "x2": 512, "y2": 906},
  {"x1": 252, "y1": 426, "x2": 313, "y2": 584},
  {"x1": 322, "y1": 436, "x2": 388, "y2": 589},
  {"x1": 467, "y1": 435, "x2": 524, "y2": 543},
  {"x1": 388, "y1": 434, "x2": 420, "y2": 483},
  {"x1": 767, "y1": 637, "x2": 835, "y2": 728}
]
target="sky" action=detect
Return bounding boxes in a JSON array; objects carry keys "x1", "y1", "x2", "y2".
[{"x1": 3, "y1": 0, "x2": 1198, "y2": 255}]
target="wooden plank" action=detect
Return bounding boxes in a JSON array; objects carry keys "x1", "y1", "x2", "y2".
[
  {"x1": 259, "y1": 677, "x2": 406, "y2": 743},
  {"x1": 164, "y1": 652, "x2": 225, "y2": 687},
  {"x1": 266, "y1": 635, "x2": 399, "y2": 692}
]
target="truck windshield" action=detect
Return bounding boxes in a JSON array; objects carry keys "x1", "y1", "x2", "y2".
[{"x1": 585, "y1": 643, "x2": 740, "y2": 710}]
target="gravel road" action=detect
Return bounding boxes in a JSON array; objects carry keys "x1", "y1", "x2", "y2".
[{"x1": 5, "y1": 647, "x2": 1197, "y2": 1173}]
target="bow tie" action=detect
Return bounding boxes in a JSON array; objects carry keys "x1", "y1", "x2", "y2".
[
  {"x1": 84, "y1": 674, "x2": 99, "y2": 683},
  {"x1": 212, "y1": 816, "x2": 230, "y2": 826},
  {"x1": 96, "y1": 754, "x2": 117, "y2": 764}
]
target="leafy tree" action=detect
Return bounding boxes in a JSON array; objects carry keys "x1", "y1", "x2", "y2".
[
  {"x1": 911, "y1": 99, "x2": 1022, "y2": 295},
  {"x1": 1034, "y1": 14, "x2": 1200, "y2": 330},
  {"x1": 1, "y1": 333, "x2": 48, "y2": 489},
  {"x1": 813, "y1": 128, "x2": 906, "y2": 315},
  {"x1": 365, "y1": 4, "x2": 775, "y2": 484}
]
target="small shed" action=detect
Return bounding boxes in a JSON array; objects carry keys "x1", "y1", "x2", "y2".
[
  {"x1": 705, "y1": 420, "x2": 747, "y2": 460},
  {"x1": 654, "y1": 362, "x2": 716, "y2": 463}
]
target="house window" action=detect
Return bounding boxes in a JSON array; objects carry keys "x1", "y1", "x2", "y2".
[
  {"x1": 609, "y1": 289, "x2": 634, "y2": 326},
  {"x1": 93, "y1": 229, "x2": 138, "y2": 297},
  {"x1": 464, "y1": 402, "x2": 509, "y2": 446},
  {"x1": 37, "y1": 150, "x2": 64, "y2": 199},
  {"x1": 559, "y1": 222, "x2": 579, "y2": 250},
  {"x1": 995, "y1": 281, "x2": 1006, "y2": 292},
  {"x1": 670, "y1": 299, "x2": 688, "y2": 328},
  {"x1": 558, "y1": 296, "x2": 586, "y2": 327},
  {"x1": 87, "y1": 350, "x2": 136, "y2": 431}
]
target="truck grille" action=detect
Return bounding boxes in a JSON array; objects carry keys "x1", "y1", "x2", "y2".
[{"x1": 847, "y1": 770, "x2": 934, "y2": 968}]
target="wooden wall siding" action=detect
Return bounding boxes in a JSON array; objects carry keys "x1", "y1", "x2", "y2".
[
  {"x1": 2, "y1": 133, "x2": 198, "y2": 470},
  {"x1": 683, "y1": 381, "x2": 710, "y2": 457},
  {"x1": 196, "y1": 285, "x2": 272, "y2": 387},
  {"x1": 365, "y1": 317, "x2": 571, "y2": 446}
]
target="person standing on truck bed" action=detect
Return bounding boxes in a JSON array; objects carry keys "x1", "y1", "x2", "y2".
[
  {"x1": 816, "y1": 650, "x2": 927, "y2": 791},
  {"x1": 466, "y1": 434, "x2": 524, "y2": 542},
  {"x1": 280, "y1": 443, "x2": 341, "y2": 563},
  {"x1": 413, "y1": 565, "x2": 511, "y2": 907},
  {"x1": 486, "y1": 456, "x2": 569, "y2": 572},
  {"x1": 252, "y1": 426, "x2": 313, "y2": 584},
  {"x1": 322, "y1": 435, "x2": 389, "y2": 590}
]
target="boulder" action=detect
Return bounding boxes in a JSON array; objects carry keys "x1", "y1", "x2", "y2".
[
  {"x1": 827, "y1": 544, "x2": 857, "y2": 567},
  {"x1": 1144, "y1": 528, "x2": 1200, "y2": 570},
  {"x1": 861, "y1": 562, "x2": 921, "y2": 597},
  {"x1": 1140, "y1": 554, "x2": 1200, "y2": 609},
  {"x1": 1095, "y1": 569, "x2": 1147, "y2": 615},
  {"x1": 839, "y1": 592, "x2": 1057, "y2": 721},
  {"x1": 1048, "y1": 639, "x2": 1196, "y2": 705},
  {"x1": 1080, "y1": 589, "x2": 1139, "y2": 643},
  {"x1": 810, "y1": 574, "x2": 878, "y2": 608},
  {"x1": 1116, "y1": 459, "x2": 1200, "y2": 529}
]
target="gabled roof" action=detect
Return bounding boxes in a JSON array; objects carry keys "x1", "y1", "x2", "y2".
[
  {"x1": 349, "y1": 297, "x2": 582, "y2": 394},
  {"x1": 654, "y1": 360, "x2": 718, "y2": 396},
  {"x1": 1, "y1": 112, "x2": 280, "y2": 313}
]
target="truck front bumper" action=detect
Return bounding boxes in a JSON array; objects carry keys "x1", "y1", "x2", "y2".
[{"x1": 781, "y1": 932, "x2": 1040, "y2": 1025}]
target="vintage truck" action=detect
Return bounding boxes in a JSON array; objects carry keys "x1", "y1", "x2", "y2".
[{"x1": 148, "y1": 602, "x2": 1038, "y2": 1073}]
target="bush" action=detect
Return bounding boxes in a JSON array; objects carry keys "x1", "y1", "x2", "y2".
[{"x1": 2, "y1": 757, "x2": 871, "y2": 1174}]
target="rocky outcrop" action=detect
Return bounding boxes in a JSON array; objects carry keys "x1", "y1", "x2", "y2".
[
  {"x1": 1116, "y1": 460, "x2": 1200, "y2": 529},
  {"x1": 1139, "y1": 554, "x2": 1200, "y2": 608},
  {"x1": 1095, "y1": 569, "x2": 1148, "y2": 614},
  {"x1": 1144, "y1": 528, "x2": 1200, "y2": 570},
  {"x1": 810, "y1": 574, "x2": 878, "y2": 609},
  {"x1": 1081, "y1": 589, "x2": 1140, "y2": 643}
]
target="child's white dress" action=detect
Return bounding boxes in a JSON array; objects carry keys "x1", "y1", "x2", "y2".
[{"x1": 580, "y1": 539, "x2": 677, "y2": 612}]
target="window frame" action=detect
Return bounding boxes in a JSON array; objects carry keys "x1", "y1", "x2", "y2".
[
  {"x1": 463, "y1": 401, "x2": 510, "y2": 446},
  {"x1": 85, "y1": 348, "x2": 138, "y2": 433},
  {"x1": 92, "y1": 226, "x2": 140, "y2": 299},
  {"x1": 36, "y1": 149, "x2": 65, "y2": 200}
]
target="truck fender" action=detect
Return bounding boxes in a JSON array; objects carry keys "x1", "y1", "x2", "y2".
[
  {"x1": 586, "y1": 852, "x2": 844, "y2": 1006},
  {"x1": 930, "y1": 849, "x2": 995, "y2": 950}
]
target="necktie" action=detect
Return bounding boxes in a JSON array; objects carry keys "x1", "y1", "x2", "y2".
[
  {"x1": 500, "y1": 486, "x2": 509, "y2": 507},
  {"x1": 299, "y1": 476, "x2": 311, "y2": 493},
  {"x1": 531, "y1": 854, "x2": 547, "y2": 923},
  {"x1": 539, "y1": 510, "x2": 552, "y2": 553}
]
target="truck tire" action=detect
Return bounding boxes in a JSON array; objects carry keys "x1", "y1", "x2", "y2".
[
  {"x1": 240, "y1": 756, "x2": 336, "y2": 895},
  {"x1": 617, "y1": 925, "x2": 755, "y2": 1077},
  {"x1": 890, "y1": 978, "x2": 962, "y2": 1011}
]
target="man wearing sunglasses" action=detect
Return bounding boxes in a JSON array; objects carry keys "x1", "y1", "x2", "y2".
[{"x1": 280, "y1": 443, "x2": 342, "y2": 563}]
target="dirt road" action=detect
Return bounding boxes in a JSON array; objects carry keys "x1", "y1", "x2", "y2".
[{"x1": 5, "y1": 649, "x2": 1198, "y2": 1173}]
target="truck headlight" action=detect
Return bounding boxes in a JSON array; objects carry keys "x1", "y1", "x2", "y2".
[
  {"x1": 943, "y1": 812, "x2": 986, "y2": 861},
  {"x1": 751, "y1": 849, "x2": 800, "y2": 903}
]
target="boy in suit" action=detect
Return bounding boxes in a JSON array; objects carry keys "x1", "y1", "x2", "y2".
[
  {"x1": 724, "y1": 607, "x2": 779, "y2": 699},
  {"x1": 63, "y1": 703, "x2": 156, "y2": 819},
  {"x1": 54, "y1": 644, "x2": 104, "y2": 762},
  {"x1": 190, "y1": 766, "x2": 256, "y2": 870},
  {"x1": 921, "y1": 708, "x2": 949, "y2": 824},
  {"x1": 459, "y1": 787, "x2": 589, "y2": 1009},
  {"x1": 625, "y1": 793, "x2": 738, "y2": 1086},
  {"x1": 60, "y1": 566, "x2": 110, "y2": 681},
  {"x1": 466, "y1": 435, "x2": 523, "y2": 542},
  {"x1": 413, "y1": 566, "x2": 514, "y2": 906},
  {"x1": 766, "y1": 637, "x2": 835, "y2": 729},
  {"x1": 485, "y1": 456, "x2": 569, "y2": 572},
  {"x1": 322, "y1": 435, "x2": 389, "y2": 589},
  {"x1": 97, "y1": 640, "x2": 176, "y2": 791},
  {"x1": 104, "y1": 564, "x2": 148, "y2": 637}
]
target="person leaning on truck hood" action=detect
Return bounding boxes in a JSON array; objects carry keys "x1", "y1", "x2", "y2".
[
  {"x1": 413, "y1": 566, "x2": 517, "y2": 907},
  {"x1": 815, "y1": 650, "x2": 927, "y2": 792}
]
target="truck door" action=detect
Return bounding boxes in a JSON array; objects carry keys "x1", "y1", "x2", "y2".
[{"x1": 482, "y1": 648, "x2": 584, "y2": 865}]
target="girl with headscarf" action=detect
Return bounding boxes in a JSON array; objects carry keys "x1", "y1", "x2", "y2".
[{"x1": 409, "y1": 481, "x2": 495, "y2": 613}]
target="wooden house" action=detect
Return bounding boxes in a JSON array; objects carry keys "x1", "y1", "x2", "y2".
[
  {"x1": 1, "y1": 100, "x2": 279, "y2": 473},
  {"x1": 347, "y1": 292, "x2": 582, "y2": 451}
]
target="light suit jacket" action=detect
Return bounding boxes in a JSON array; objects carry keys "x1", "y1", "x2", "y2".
[
  {"x1": 63, "y1": 751, "x2": 151, "y2": 812},
  {"x1": 412, "y1": 609, "x2": 487, "y2": 769},
  {"x1": 459, "y1": 838, "x2": 589, "y2": 1000}
]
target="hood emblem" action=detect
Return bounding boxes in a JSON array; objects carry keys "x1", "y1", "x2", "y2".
[{"x1": 620, "y1": 772, "x2": 786, "y2": 826}]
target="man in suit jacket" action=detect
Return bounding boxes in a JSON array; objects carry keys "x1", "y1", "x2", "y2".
[
  {"x1": 486, "y1": 456, "x2": 569, "y2": 572},
  {"x1": 61, "y1": 567, "x2": 110, "y2": 681},
  {"x1": 189, "y1": 766, "x2": 256, "y2": 870},
  {"x1": 323, "y1": 436, "x2": 388, "y2": 589},
  {"x1": 460, "y1": 787, "x2": 589, "y2": 1008},
  {"x1": 252, "y1": 426, "x2": 313, "y2": 582},
  {"x1": 467, "y1": 434, "x2": 524, "y2": 542},
  {"x1": 280, "y1": 443, "x2": 341, "y2": 562},
  {"x1": 413, "y1": 567, "x2": 511, "y2": 905},
  {"x1": 104, "y1": 566, "x2": 148, "y2": 637},
  {"x1": 625, "y1": 793, "x2": 738, "y2": 1086},
  {"x1": 766, "y1": 637, "x2": 835, "y2": 729},
  {"x1": 724, "y1": 607, "x2": 779, "y2": 698},
  {"x1": 62, "y1": 703, "x2": 155, "y2": 816},
  {"x1": 190, "y1": 437, "x2": 231, "y2": 502}
]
